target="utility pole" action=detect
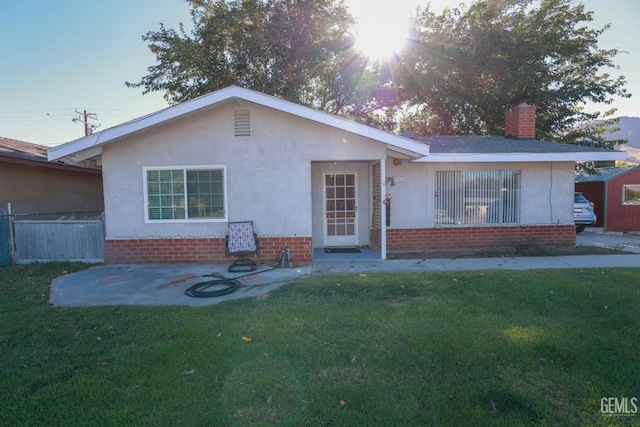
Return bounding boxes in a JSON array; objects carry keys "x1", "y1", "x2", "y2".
[{"x1": 72, "y1": 110, "x2": 100, "y2": 136}]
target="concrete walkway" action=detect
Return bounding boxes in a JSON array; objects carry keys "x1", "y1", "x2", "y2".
[{"x1": 49, "y1": 229, "x2": 640, "y2": 307}]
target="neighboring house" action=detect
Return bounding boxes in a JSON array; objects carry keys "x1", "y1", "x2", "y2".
[
  {"x1": 575, "y1": 165, "x2": 640, "y2": 232},
  {"x1": 47, "y1": 86, "x2": 624, "y2": 264},
  {"x1": 0, "y1": 137, "x2": 104, "y2": 217}
]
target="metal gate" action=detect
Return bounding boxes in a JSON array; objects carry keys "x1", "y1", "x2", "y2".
[{"x1": 0, "y1": 216, "x2": 11, "y2": 267}]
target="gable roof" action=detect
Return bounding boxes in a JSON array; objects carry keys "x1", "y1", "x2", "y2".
[
  {"x1": 575, "y1": 164, "x2": 640, "y2": 183},
  {"x1": 47, "y1": 86, "x2": 431, "y2": 163},
  {"x1": 412, "y1": 135, "x2": 626, "y2": 163},
  {"x1": 0, "y1": 136, "x2": 100, "y2": 172},
  {"x1": 46, "y1": 85, "x2": 625, "y2": 165}
]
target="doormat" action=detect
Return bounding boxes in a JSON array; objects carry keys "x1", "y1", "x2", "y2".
[{"x1": 325, "y1": 247, "x2": 361, "y2": 254}]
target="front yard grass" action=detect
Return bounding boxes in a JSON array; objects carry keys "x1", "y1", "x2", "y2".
[{"x1": 1, "y1": 263, "x2": 638, "y2": 426}]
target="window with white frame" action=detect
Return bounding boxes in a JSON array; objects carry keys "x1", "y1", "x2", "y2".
[
  {"x1": 435, "y1": 169, "x2": 520, "y2": 225},
  {"x1": 144, "y1": 166, "x2": 226, "y2": 221},
  {"x1": 623, "y1": 185, "x2": 640, "y2": 205}
]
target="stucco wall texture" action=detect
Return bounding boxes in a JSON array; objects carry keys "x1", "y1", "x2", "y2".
[{"x1": 100, "y1": 99, "x2": 576, "y2": 263}]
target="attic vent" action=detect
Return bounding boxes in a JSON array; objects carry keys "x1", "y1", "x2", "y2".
[{"x1": 234, "y1": 110, "x2": 250, "y2": 137}]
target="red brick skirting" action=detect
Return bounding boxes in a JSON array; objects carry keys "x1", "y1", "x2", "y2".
[
  {"x1": 104, "y1": 236, "x2": 313, "y2": 265},
  {"x1": 386, "y1": 225, "x2": 575, "y2": 254}
]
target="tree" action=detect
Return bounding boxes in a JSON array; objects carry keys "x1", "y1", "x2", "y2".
[
  {"x1": 394, "y1": 0, "x2": 630, "y2": 147},
  {"x1": 129, "y1": 0, "x2": 630, "y2": 153},
  {"x1": 126, "y1": 0, "x2": 355, "y2": 106},
  {"x1": 328, "y1": 56, "x2": 402, "y2": 131}
]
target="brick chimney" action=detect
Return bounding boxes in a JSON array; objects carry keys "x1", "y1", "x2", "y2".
[{"x1": 505, "y1": 96, "x2": 536, "y2": 139}]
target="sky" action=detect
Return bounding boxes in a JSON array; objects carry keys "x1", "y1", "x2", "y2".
[{"x1": 1, "y1": 0, "x2": 639, "y2": 146}]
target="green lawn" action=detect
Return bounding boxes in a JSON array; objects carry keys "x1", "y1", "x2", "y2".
[{"x1": 1, "y1": 263, "x2": 639, "y2": 426}]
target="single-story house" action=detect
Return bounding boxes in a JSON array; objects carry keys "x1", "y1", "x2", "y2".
[
  {"x1": 0, "y1": 136, "x2": 104, "y2": 217},
  {"x1": 47, "y1": 86, "x2": 625, "y2": 264},
  {"x1": 575, "y1": 165, "x2": 640, "y2": 232}
]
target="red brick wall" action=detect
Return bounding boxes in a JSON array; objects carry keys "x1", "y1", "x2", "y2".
[
  {"x1": 387, "y1": 225, "x2": 575, "y2": 254},
  {"x1": 104, "y1": 236, "x2": 313, "y2": 264},
  {"x1": 505, "y1": 103, "x2": 536, "y2": 139}
]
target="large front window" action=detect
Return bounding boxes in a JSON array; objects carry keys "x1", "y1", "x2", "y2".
[
  {"x1": 435, "y1": 170, "x2": 520, "y2": 225},
  {"x1": 144, "y1": 166, "x2": 226, "y2": 221}
]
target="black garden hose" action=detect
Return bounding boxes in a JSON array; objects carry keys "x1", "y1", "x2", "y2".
[
  {"x1": 184, "y1": 266, "x2": 275, "y2": 298},
  {"x1": 184, "y1": 278, "x2": 240, "y2": 298}
]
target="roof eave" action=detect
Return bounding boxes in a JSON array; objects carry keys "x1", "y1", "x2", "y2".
[
  {"x1": 414, "y1": 151, "x2": 627, "y2": 163},
  {"x1": 576, "y1": 164, "x2": 640, "y2": 183}
]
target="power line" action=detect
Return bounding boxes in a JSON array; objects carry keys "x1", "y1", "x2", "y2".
[
  {"x1": 0, "y1": 107, "x2": 153, "y2": 115},
  {"x1": 0, "y1": 107, "x2": 77, "y2": 115}
]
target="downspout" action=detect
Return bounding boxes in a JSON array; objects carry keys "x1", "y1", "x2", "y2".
[{"x1": 380, "y1": 159, "x2": 387, "y2": 259}]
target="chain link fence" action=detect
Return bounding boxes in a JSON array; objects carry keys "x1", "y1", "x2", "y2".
[{"x1": 0, "y1": 210, "x2": 104, "y2": 266}]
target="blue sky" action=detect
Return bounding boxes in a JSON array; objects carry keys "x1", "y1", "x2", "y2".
[{"x1": 1, "y1": 0, "x2": 638, "y2": 146}]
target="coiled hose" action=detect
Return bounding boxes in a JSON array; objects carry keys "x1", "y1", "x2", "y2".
[{"x1": 184, "y1": 267, "x2": 274, "y2": 298}]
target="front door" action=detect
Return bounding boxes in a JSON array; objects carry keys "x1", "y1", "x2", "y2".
[{"x1": 324, "y1": 172, "x2": 358, "y2": 246}]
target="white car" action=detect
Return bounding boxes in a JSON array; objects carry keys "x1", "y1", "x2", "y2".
[{"x1": 574, "y1": 192, "x2": 596, "y2": 233}]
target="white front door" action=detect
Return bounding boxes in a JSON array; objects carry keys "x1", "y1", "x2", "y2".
[{"x1": 324, "y1": 172, "x2": 358, "y2": 246}]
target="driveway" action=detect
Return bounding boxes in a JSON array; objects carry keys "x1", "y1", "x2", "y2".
[{"x1": 576, "y1": 228, "x2": 640, "y2": 254}]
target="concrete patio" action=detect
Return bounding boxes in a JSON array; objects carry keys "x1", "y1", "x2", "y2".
[{"x1": 48, "y1": 229, "x2": 640, "y2": 307}]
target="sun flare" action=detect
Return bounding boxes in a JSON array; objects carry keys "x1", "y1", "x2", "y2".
[{"x1": 351, "y1": 4, "x2": 410, "y2": 60}]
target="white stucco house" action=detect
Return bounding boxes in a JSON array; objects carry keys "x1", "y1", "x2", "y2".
[{"x1": 48, "y1": 86, "x2": 625, "y2": 264}]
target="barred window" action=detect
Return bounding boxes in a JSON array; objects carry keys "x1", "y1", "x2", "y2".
[
  {"x1": 145, "y1": 166, "x2": 226, "y2": 222},
  {"x1": 435, "y1": 170, "x2": 520, "y2": 225}
]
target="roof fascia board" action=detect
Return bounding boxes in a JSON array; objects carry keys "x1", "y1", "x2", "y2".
[
  {"x1": 71, "y1": 146, "x2": 103, "y2": 162},
  {"x1": 415, "y1": 151, "x2": 627, "y2": 163},
  {"x1": 49, "y1": 86, "x2": 429, "y2": 162},
  {"x1": 387, "y1": 145, "x2": 427, "y2": 159},
  {"x1": 48, "y1": 95, "x2": 215, "y2": 162}
]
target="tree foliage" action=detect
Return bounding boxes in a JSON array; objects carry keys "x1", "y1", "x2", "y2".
[
  {"x1": 394, "y1": 0, "x2": 630, "y2": 144},
  {"x1": 328, "y1": 57, "x2": 402, "y2": 131},
  {"x1": 128, "y1": 0, "x2": 630, "y2": 150},
  {"x1": 126, "y1": 0, "x2": 355, "y2": 106}
]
